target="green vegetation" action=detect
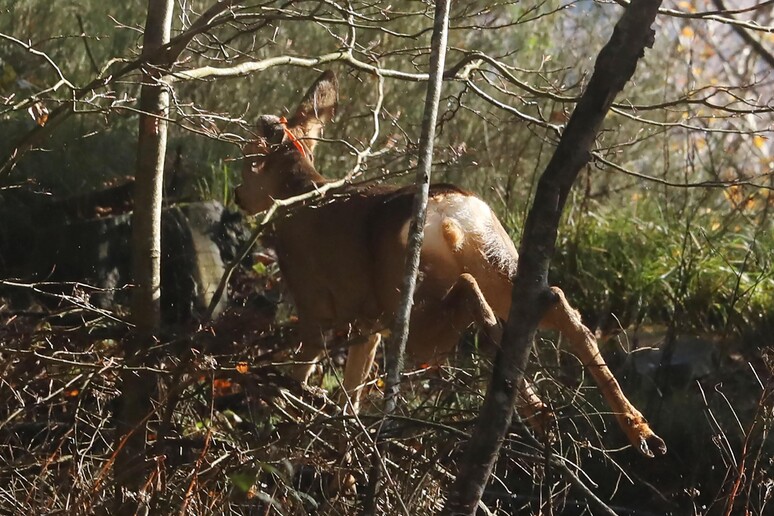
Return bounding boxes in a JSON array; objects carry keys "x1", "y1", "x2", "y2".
[{"x1": 553, "y1": 191, "x2": 774, "y2": 336}]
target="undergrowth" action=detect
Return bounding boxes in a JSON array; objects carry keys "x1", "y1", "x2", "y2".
[
  {"x1": 552, "y1": 193, "x2": 774, "y2": 338},
  {"x1": 1, "y1": 192, "x2": 772, "y2": 515}
]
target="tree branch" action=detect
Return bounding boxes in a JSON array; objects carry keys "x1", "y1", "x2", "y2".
[
  {"x1": 712, "y1": 0, "x2": 774, "y2": 69},
  {"x1": 167, "y1": 49, "x2": 482, "y2": 83},
  {"x1": 442, "y1": 1, "x2": 664, "y2": 513},
  {"x1": 0, "y1": 0, "x2": 243, "y2": 178},
  {"x1": 613, "y1": 0, "x2": 774, "y2": 33}
]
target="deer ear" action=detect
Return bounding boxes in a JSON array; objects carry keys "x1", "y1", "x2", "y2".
[{"x1": 288, "y1": 70, "x2": 338, "y2": 151}]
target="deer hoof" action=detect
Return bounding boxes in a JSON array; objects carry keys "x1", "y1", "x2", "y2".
[{"x1": 639, "y1": 432, "x2": 667, "y2": 458}]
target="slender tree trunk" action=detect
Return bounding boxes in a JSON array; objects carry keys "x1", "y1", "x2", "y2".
[
  {"x1": 363, "y1": 2, "x2": 451, "y2": 512},
  {"x1": 115, "y1": 1, "x2": 173, "y2": 513},
  {"x1": 442, "y1": 1, "x2": 663, "y2": 514},
  {"x1": 384, "y1": 0, "x2": 450, "y2": 417}
]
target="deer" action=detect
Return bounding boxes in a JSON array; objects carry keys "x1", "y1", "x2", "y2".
[{"x1": 234, "y1": 70, "x2": 667, "y2": 458}]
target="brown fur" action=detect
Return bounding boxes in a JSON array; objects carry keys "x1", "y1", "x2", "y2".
[{"x1": 234, "y1": 71, "x2": 666, "y2": 457}]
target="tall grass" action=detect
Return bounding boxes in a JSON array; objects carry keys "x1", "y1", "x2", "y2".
[{"x1": 551, "y1": 192, "x2": 774, "y2": 337}]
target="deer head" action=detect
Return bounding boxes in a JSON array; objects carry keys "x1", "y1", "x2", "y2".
[{"x1": 235, "y1": 71, "x2": 338, "y2": 215}]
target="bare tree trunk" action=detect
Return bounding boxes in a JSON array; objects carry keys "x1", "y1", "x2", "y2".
[
  {"x1": 384, "y1": 0, "x2": 450, "y2": 419},
  {"x1": 363, "y1": 1, "x2": 451, "y2": 512},
  {"x1": 115, "y1": 1, "x2": 173, "y2": 513},
  {"x1": 442, "y1": 1, "x2": 663, "y2": 514}
]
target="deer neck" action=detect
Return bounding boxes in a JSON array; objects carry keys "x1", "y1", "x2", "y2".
[{"x1": 266, "y1": 148, "x2": 328, "y2": 201}]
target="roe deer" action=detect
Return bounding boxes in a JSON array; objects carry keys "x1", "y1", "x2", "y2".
[{"x1": 234, "y1": 71, "x2": 666, "y2": 457}]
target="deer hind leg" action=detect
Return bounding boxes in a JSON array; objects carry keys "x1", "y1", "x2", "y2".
[
  {"x1": 340, "y1": 333, "x2": 381, "y2": 414},
  {"x1": 406, "y1": 272, "x2": 499, "y2": 366},
  {"x1": 443, "y1": 274, "x2": 555, "y2": 438},
  {"x1": 539, "y1": 286, "x2": 667, "y2": 457},
  {"x1": 444, "y1": 273, "x2": 499, "y2": 330}
]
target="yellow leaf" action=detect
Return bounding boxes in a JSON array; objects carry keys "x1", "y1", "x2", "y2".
[
  {"x1": 681, "y1": 26, "x2": 694, "y2": 38},
  {"x1": 754, "y1": 135, "x2": 767, "y2": 149}
]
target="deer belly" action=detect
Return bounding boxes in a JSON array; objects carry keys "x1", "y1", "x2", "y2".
[{"x1": 279, "y1": 259, "x2": 382, "y2": 330}]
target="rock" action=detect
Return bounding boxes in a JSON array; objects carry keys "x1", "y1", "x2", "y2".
[{"x1": 0, "y1": 185, "x2": 249, "y2": 327}]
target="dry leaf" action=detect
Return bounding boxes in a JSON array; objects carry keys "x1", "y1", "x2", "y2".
[{"x1": 27, "y1": 101, "x2": 49, "y2": 126}]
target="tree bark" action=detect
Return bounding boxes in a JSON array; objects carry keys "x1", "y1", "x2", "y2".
[
  {"x1": 384, "y1": 0, "x2": 450, "y2": 419},
  {"x1": 115, "y1": 1, "x2": 174, "y2": 513},
  {"x1": 442, "y1": 1, "x2": 663, "y2": 514},
  {"x1": 363, "y1": 2, "x2": 451, "y2": 512}
]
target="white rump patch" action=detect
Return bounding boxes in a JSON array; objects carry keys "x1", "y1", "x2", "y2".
[{"x1": 402, "y1": 192, "x2": 519, "y2": 277}]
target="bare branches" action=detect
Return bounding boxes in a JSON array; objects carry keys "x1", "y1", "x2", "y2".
[
  {"x1": 444, "y1": 0, "x2": 664, "y2": 512},
  {"x1": 164, "y1": 0, "x2": 241, "y2": 61},
  {"x1": 0, "y1": 0, "x2": 245, "y2": 177},
  {"x1": 613, "y1": 0, "x2": 774, "y2": 33},
  {"x1": 0, "y1": 279, "x2": 132, "y2": 326},
  {"x1": 712, "y1": 0, "x2": 774, "y2": 69},
  {"x1": 166, "y1": 48, "x2": 484, "y2": 83},
  {"x1": 0, "y1": 32, "x2": 75, "y2": 91}
]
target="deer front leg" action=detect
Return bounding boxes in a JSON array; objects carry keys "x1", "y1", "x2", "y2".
[
  {"x1": 340, "y1": 333, "x2": 381, "y2": 414},
  {"x1": 288, "y1": 326, "x2": 325, "y2": 385},
  {"x1": 539, "y1": 286, "x2": 667, "y2": 457}
]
